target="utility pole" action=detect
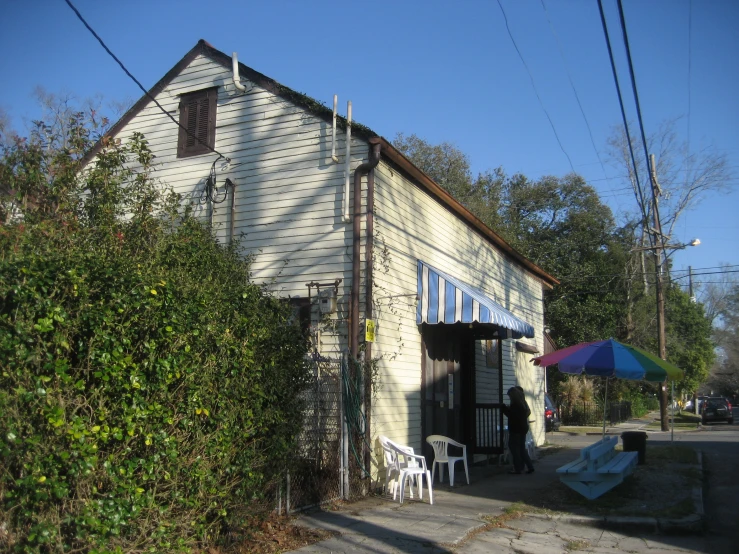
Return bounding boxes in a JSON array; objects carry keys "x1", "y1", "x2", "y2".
[
  {"x1": 650, "y1": 154, "x2": 669, "y2": 432},
  {"x1": 688, "y1": 265, "x2": 698, "y2": 413}
]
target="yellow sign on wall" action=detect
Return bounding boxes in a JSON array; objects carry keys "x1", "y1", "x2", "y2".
[{"x1": 365, "y1": 319, "x2": 376, "y2": 342}]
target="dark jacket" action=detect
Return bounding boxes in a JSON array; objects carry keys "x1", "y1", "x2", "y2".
[{"x1": 502, "y1": 388, "x2": 531, "y2": 434}]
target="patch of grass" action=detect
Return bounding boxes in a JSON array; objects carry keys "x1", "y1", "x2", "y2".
[
  {"x1": 646, "y1": 422, "x2": 699, "y2": 429},
  {"x1": 565, "y1": 539, "x2": 591, "y2": 551},
  {"x1": 647, "y1": 412, "x2": 701, "y2": 429},
  {"x1": 481, "y1": 502, "x2": 553, "y2": 528},
  {"x1": 659, "y1": 498, "x2": 696, "y2": 519},
  {"x1": 677, "y1": 467, "x2": 702, "y2": 485},
  {"x1": 559, "y1": 426, "x2": 610, "y2": 434},
  {"x1": 647, "y1": 445, "x2": 697, "y2": 464}
]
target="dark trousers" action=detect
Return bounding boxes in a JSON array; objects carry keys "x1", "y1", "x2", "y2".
[{"x1": 508, "y1": 432, "x2": 534, "y2": 473}]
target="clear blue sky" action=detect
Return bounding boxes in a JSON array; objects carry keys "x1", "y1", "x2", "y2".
[{"x1": 1, "y1": 0, "x2": 737, "y2": 293}]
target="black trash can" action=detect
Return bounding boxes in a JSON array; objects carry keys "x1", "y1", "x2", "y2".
[{"x1": 621, "y1": 431, "x2": 647, "y2": 464}]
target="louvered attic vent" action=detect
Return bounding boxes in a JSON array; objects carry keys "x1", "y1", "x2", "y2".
[{"x1": 177, "y1": 87, "x2": 218, "y2": 158}]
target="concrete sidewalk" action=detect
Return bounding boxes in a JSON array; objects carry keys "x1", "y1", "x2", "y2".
[
  {"x1": 286, "y1": 423, "x2": 707, "y2": 553},
  {"x1": 288, "y1": 448, "x2": 577, "y2": 553}
]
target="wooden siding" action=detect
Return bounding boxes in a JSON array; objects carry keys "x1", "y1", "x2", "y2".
[
  {"x1": 114, "y1": 53, "x2": 368, "y2": 276},
  {"x1": 371, "y1": 161, "x2": 546, "y2": 451},
  {"x1": 108, "y1": 54, "x2": 371, "y2": 356}
]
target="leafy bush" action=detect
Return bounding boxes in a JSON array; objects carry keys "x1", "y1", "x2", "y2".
[{"x1": 0, "y1": 125, "x2": 310, "y2": 551}]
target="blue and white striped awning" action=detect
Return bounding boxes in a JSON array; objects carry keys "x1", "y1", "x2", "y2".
[{"x1": 416, "y1": 260, "x2": 535, "y2": 339}]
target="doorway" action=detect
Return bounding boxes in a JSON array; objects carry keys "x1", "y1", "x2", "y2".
[
  {"x1": 421, "y1": 324, "x2": 507, "y2": 462},
  {"x1": 421, "y1": 325, "x2": 475, "y2": 460}
]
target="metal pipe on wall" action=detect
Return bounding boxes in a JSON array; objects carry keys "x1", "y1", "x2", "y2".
[
  {"x1": 331, "y1": 95, "x2": 339, "y2": 163},
  {"x1": 227, "y1": 178, "x2": 235, "y2": 244},
  {"x1": 362, "y1": 143, "x2": 378, "y2": 477},
  {"x1": 349, "y1": 142, "x2": 381, "y2": 358},
  {"x1": 231, "y1": 52, "x2": 247, "y2": 93},
  {"x1": 342, "y1": 102, "x2": 352, "y2": 223}
]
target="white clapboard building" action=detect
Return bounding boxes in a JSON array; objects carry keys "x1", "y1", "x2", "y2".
[{"x1": 84, "y1": 39, "x2": 559, "y2": 472}]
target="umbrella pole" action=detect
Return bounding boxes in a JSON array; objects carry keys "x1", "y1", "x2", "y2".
[
  {"x1": 602, "y1": 378, "x2": 608, "y2": 439},
  {"x1": 671, "y1": 380, "x2": 674, "y2": 443}
]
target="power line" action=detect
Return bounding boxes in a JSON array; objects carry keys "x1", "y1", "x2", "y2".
[
  {"x1": 596, "y1": 0, "x2": 651, "y2": 242},
  {"x1": 687, "y1": 0, "x2": 693, "y2": 172},
  {"x1": 672, "y1": 265, "x2": 739, "y2": 273},
  {"x1": 616, "y1": 0, "x2": 652, "y2": 187},
  {"x1": 672, "y1": 270, "x2": 739, "y2": 280},
  {"x1": 555, "y1": 265, "x2": 739, "y2": 283},
  {"x1": 63, "y1": 0, "x2": 229, "y2": 162},
  {"x1": 496, "y1": 0, "x2": 576, "y2": 173},
  {"x1": 539, "y1": 0, "x2": 616, "y2": 199}
]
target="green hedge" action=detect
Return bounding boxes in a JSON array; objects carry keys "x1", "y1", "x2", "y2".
[{"x1": 0, "y1": 132, "x2": 310, "y2": 552}]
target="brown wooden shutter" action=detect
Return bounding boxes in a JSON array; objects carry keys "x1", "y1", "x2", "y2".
[{"x1": 177, "y1": 87, "x2": 218, "y2": 158}]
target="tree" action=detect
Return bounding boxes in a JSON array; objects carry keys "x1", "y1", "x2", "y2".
[
  {"x1": 664, "y1": 285, "x2": 715, "y2": 395},
  {"x1": 606, "y1": 118, "x2": 732, "y2": 240},
  {"x1": 708, "y1": 282, "x2": 739, "y2": 398},
  {"x1": 392, "y1": 132, "x2": 505, "y2": 229},
  {"x1": 0, "y1": 106, "x2": 14, "y2": 146},
  {"x1": 0, "y1": 105, "x2": 310, "y2": 552},
  {"x1": 697, "y1": 263, "x2": 738, "y2": 326}
]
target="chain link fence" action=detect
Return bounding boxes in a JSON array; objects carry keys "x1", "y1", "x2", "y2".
[
  {"x1": 283, "y1": 356, "x2": 343, "y2": 512},
  {"x1": 280, "y1": 354, "x2": 371, "y2": 513}
]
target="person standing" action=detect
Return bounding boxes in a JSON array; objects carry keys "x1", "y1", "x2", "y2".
[{"x1": 501, "y1": 386, "x2": 535, "y2": 474}]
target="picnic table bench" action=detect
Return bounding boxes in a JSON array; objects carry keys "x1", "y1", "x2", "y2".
[{"x1": 556, "y1": 435, "x2": 638, "y2": 500}]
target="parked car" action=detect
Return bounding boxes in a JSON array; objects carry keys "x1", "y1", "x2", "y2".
[
  {"x1": 545, "y1": 394, "x2": 561, "y2": 432},
  {"x1": 685, "y1": 396, "x2": 707, "y2": 412},
  {"x1": 701, "y1": 397, "x2": 733, "y2": 425}
]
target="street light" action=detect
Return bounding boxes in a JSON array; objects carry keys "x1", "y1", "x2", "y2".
[{"x1": 630, "y1": 238, "x2": 700, "y2": 252}]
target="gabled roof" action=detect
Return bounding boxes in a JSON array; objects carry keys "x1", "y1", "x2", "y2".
[{"x1": 84, "y1": 40, "x2": 558, "y2": 288}]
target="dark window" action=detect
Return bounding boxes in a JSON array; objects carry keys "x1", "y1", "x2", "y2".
[
  {"x1": 177, "y1": 87, "x2": 218, "y2": 158},
  {"x1": 288, "y1": 298, "x2": 312, "y2": 337}
]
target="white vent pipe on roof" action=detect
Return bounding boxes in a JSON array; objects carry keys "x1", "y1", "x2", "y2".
[
  {"x1": 342, "y1": 101, "x2": 352, "y2": 223},
  {"x1": 331, "y1": 95, "x2": 339, "y2": 163},
  {"x1": 232, "y1": 52, "x2": 247, "y2": 93}
]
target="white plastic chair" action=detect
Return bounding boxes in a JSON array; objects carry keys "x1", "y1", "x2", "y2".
[
  {"x1": 426, "y1": 435, "x2": 469, "y2": 487},
  {"x1": 379, "y1": 436, "x2": 419, "y2": 500},
  {"x1": 388, "y1": 441, "x2": 433, "y2": 504},
  {"x1": 379, "y1": 435, "x2": 400, "y2": 497}
]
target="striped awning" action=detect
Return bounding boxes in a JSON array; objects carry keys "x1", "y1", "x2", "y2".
[{"x1": 416, "y1": 260, "x2": 535, "y2": 339}]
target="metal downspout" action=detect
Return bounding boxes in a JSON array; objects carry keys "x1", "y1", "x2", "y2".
[
  {"x1": 350, "y1": 142, "x2": 381, "y2": 359},
  {"x1": 363, "y1": 150, "x2": 378, "y2": 479},
  {"x1": 228, "y1": 179, "x2": 236, "y2": 244}
]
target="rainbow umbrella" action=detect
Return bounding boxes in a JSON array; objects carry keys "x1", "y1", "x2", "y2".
[
  {"x1": 531, "y1": 339, "x2": 683, "y2": 381},
  {"x1": 532, "y1": 339, "x2": 683, "y2": 438}
]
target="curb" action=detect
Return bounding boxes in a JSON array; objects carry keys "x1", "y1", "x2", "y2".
[
  {"x1": 658, "y1": 450, "x2": 705, "y2": 534},
  {"x1": 527, "y1": 450, "x2": 706, "y2": 536}
]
